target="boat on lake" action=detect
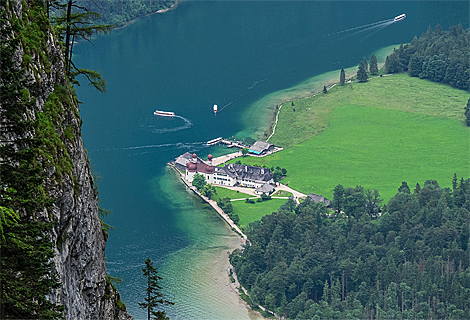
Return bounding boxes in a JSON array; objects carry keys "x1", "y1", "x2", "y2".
[
  {"x1": 154, "y1": 110, "x2": 175, "y2": 117},
  {"x1": 394, "y1": 13, "x2": 406, "y2": 22}
]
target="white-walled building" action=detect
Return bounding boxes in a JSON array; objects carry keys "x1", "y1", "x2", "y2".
[
  {"x1": 184, "y1": 153, "x2": 274, "y2": 191},
  {"x1": 185, "y1": 153, "x2": 215, "y2": 184}
]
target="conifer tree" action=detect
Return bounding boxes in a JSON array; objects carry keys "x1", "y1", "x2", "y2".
[
  {"x1": 139, "y1": 258, "x2": 174, "y2": 320},
  {"x1": 465, "y1": 97, "x2": 470, "y2": 126},
  {"x1": 362, "y1": 57, "x2": 368, "y2": 73},
  {"x1": 323, "y1": 85, "x2": 328, "y2": 93},
  {"x1": 51, "y1": 0, "x2": 113, "y2": 92},
  {"x1": 369, "y1": 54, "x2": 378, "y2": 75},
  {"x1": 357, "y1": 61, "x2": 368, "y2": 82},
  {"x1": 340, "y1": 68, "x2": 346, "y2": 85}
]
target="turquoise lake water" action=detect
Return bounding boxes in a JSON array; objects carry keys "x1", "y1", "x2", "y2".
[{"x1": 74, "y1": 1, "x2": 469, "y2": 318}]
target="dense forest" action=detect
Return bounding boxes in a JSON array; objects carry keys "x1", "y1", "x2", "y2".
[
  {"x1": 77, "y1": 0, "x2": 176, "y2": 27},
  {"x1": 385, "y1": 24, "x2": 470, "y2": 91},
  {"x1": 230, "y1": 178, "x2": 470, "y2": 319}
]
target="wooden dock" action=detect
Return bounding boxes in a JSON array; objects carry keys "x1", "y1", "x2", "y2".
[{"x1": 220, "y1": 139, "x2": 247, "y2": 149}]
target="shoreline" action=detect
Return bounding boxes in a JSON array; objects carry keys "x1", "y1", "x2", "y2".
[
  {"x1": 237, "y1": 44, "x2": 399, "y2": 141},
  {"x1": 167, "y1": 163, "x2": 248, "y2": 244},
  {"x1": 113, "y1": 1, "x2": 179, "y2": 31}
]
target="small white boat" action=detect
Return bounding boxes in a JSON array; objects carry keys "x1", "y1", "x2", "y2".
[
  {"x1": 154, "y1": 110, "x2": 175, "y2": 117},
  {"x1": 207, "y1": 137, "x2": 222, "y2": 145},
  {"x1": 213, "y1": 104, "x2": 218, "y2": 113},
  {"x1": 394, "y1": 14, "x2": 406, "y2": 22}
]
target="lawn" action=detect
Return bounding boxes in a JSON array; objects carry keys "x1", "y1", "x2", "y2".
[
  {"x1": 231, "y1": 198, "x2": 288, "y2": 230},
  {"x1": 212, "y1": 186, "x2": 255, "y2": 202},
  {"x1": 212, "y1": 186, "x2": 288, "y2": 229},
  {"x1": 230, "y1": 74, "x2": 470, "y2": 202}
]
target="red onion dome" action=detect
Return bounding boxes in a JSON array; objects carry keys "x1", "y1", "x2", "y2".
[
  {"x1": 187, "y1": 162, "x2": 197, "y2": 171},
  {"x1": 192, "y1": 153, "x2": 197, "y2": 159},
  {"x1": 208, "y1": 154, "x2": 213, "y2": 161}
]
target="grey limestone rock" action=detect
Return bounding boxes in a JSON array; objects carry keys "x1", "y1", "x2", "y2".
[{"x1": 1, "y1": 0, "x2": 133, "y2": 318}]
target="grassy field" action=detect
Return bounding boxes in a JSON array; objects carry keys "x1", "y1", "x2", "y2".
[
  {"x1": 211, "y1": 186, "x2": 288, "y2": 229},
  {"x1": 269, "y1": 73, "x2": 469, "y2": 148},
  {"x1": 230, "y1": 74, "x2": 470, "y2": 202},
  {"x1": 231, "y1": 199, "x2": 287, "y2": 230},
  {"x1": 212, "y1": 186, "x2": 255, "y2": 201},
  {"x1": 237, "y1": 45, "x2": 399, "y2": 140}
]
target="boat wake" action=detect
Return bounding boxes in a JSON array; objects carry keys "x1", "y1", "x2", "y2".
[
  {"x1": 328, "y1": 18, "x2": 394, "y2": 37},
  {"x1": 247, "y1": 78, "x2": 267, "y2": 90},
  {"x1": 143, "y1": 115, "x2": 193, "y2": 134},
  {"x1": 216, "y1": 77, "x2": 269, "y2": 114},
  {"x1": 96, "y1": 141, "x2": 208, "y2": 156}
]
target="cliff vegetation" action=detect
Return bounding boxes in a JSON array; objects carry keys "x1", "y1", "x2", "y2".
[{"x1": 0, "y1": 0, "x2": 131, "y2": 318}]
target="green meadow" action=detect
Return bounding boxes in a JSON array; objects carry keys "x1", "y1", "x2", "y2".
[
  {"x1": 212, "y1": 186, "x2": 255, "y2": 201},
  {"x1": 231, "y1": 199, "x2": 287, "y2": 229},
  {"x1": 231, "y1": 74, "x2": 470, "y2": 202},
  {"x1": 212, "y1": 186, "x2": 289, "y2": 229}
]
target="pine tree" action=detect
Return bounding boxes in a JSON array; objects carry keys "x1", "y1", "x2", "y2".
[
  {"x1": 369, "y1": 54, "x2": 378, "y2": 75},
  {"x1": 362, "y1": 57, "x2": 369, "y2": 73},
  {"x1": 357, "y1": 61, "x2": 368, "y2": 82},
  {"x1": 1, "y1": 221, "x2": 64, "y2": 319},
  {"x1": 465, "y1": 97, "x2": 470, "y2": 126},
  {"x1": 139, "y1": 258, "x2": 174, "y2": 320},
  {"x1": 323, "y1": 85, "x2": 328, "y2": 93},
  {"x1": 51, "y1": 0, "x2": 112, "y2": 92},
  {"x1": 340, "y1": 68, "x2": 346, "y2": 85}
]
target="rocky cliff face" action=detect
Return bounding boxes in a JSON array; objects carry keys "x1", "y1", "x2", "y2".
[{"x1": 1, "y1": 0, "x2": 131, "y2": 318}]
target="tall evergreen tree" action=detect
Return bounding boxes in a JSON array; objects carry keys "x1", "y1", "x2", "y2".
[
  {"x1": 369, "y1": 54, "x2": 378, "y2": 75},
  {"x1": 333, "y1": 184, "x2": 344, "y2": 214},
  {"x1": 340, "y1": 68, "x2": 346, "y2": 85},
  {"x1": 323, "y1": 85, "x2": 328, "y2": 93},
  {"x1": 362, "y1": 57, "x2": 368, "y2": 73},
  {"x1": 51, "y1": 0, "x2": 113, "y2": 92},
  {"x1": 465, "y1": 97, "x2": 470, "y2": 126},
  {"x1": 357, "y1": 61, "x2": 368, "y2": 82},
  {"x1": 139, "y1": 258, "x2": 174, "y2": 320}
]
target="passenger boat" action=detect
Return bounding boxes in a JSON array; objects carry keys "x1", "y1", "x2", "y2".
[
  {"x1": 207, "y1": 137, "x2": 222, "y2": 146},
  {"x1": 154, "y1": 110, "x2": 175, "y2": 117},
  {"x1": 394, "y1": 14, "x2": 406, "y2": 22}
]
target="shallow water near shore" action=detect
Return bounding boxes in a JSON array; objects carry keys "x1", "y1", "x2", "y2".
[{"x1": 74, "y1": 1, "x2": 469, "y2": 318}]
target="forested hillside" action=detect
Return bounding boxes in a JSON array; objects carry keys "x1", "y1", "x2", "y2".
[
  {"x1": 385, "y1": 24, "x2": 469, "y2": 90},
  {"x1": 230, "y1": 178, "x2": 470, "y2": 319},
  {"x1": 78, "y1": 0, "x2": 176, "y2": 27}
]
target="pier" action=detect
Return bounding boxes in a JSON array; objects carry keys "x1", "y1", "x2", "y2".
[{"x1": 220, "y1": 139, "x2": 248, "y2": 149}]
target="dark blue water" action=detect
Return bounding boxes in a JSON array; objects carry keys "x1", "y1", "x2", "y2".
[{"x1": 74, "y1": 1, "x2": 469, "y2": 318}]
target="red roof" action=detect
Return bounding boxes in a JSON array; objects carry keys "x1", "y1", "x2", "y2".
[{"x1": 186, "y1": 160, "x2": 215, "y2": 174}]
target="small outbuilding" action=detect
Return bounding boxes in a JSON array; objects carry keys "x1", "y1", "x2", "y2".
[
  {"x1": 255, "y1": 183, "x2": 275, "y2": 195},
  {"x1": 307, "y1": 193, "x2": 331, "y2": 207},
  {"x1": 175, "y1": 152, "x2": 205, "y2": 171},
  {"x1": 248, "y1": 141, "x2": 275, "y2": 155}
]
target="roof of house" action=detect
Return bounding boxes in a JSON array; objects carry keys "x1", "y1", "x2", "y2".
[
  {"x1": 175, "y1": 152, "x2": 193, "y2": 167},
  {"x1": 186, "y1": 161, "x2": 215, "y2": 174},
  {"x1": 215, "y1": 164, "x2": 273, "y2": 182},
  {"x1": 307, "y1": 193, "x2": 331, "y2": 206},
  {"x1": 249, "y1": 140, "x2": 274, "y2": 153},
  {"x1": 256, "y1": 183, "x2": 275, "y2": 194}
]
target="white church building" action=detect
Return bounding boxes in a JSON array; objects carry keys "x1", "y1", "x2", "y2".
[{"x1": 184, "y1": 153, "x2": 275, "y2": 193}]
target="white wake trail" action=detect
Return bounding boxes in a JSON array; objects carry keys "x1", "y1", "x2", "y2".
[
  {"x1": 329, "y1": 18, "x2": 394, "y2": 36},
  {"x1": 150, "y1": 115, "x2": 193, "y2": 134}
]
